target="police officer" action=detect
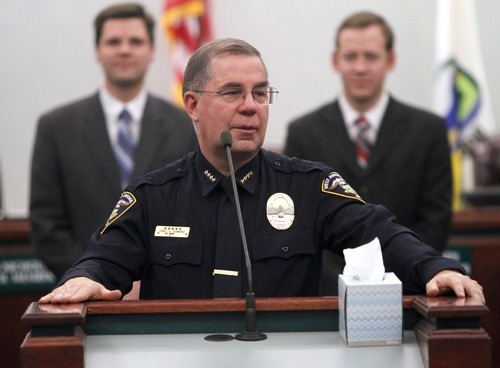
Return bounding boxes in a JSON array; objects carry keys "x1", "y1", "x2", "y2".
[{"x1": 40, "y1": 38, "x2": 484, "y2": 304}]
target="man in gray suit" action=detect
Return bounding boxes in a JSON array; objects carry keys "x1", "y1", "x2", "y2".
[
  {"x1": 284, "y1": 12, "x2": 452, "y2": 293},
  {"x1": 30, "y1": 3, "x2": 197, "y2": 280}
]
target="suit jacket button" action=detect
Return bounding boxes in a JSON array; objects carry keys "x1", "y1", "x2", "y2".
[
  {"x1": 282, "y1": 246, "x2": 289, "y2": 253},
  {"x1": 165, "y1": 253, "x2": 172, "y2": 261}
]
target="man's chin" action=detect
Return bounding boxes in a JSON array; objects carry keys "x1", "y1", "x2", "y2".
[
  {"x1": 351, "y1": 92, "x2": 373, "y2": 101},
  {"x1": 232, "y1": 141, "x2": 262, "y2": 156},
  {"x1": 349, "y1": 89, "x2": 380, "y2": 104},
  {"x1": 111, "y1": 77, "x2": 142, "y2": 89}
]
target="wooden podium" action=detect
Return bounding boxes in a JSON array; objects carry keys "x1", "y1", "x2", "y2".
[
  {"x1": 20, "y1": 296, "x2": 491, "y2": 368},
  {"x1": 449, "y1": 207, "x2": 500, "y2": 367},
  {"x1": 4, "y1": 209, "x2": 500, "y2": 367}
]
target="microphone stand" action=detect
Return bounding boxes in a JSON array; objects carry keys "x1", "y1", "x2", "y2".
[{"x1": 222, "y1": 131, "x2": 267, "y2": 341}]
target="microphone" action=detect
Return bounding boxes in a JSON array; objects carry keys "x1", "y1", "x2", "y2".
[{"x1": 220, "y1": 130, "x2": 267, "y2": 341}]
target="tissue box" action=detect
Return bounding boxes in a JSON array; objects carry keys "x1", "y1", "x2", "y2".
[{"x1": 338, "y1": 272, "x2": 402, "y2": 347}]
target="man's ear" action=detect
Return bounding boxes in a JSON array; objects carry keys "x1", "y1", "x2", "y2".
[
  {"x1": 387, "y1": 50, "x2": 396, "y2": 72},
  {"x1": 332, "y1": 50, "x2": 340, "y2": 71},
  {"x1": 183, "y1": 92, "x2": 200, "y2": 122}
]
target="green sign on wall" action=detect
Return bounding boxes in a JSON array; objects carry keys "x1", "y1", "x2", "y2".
[{"x1": 0, "y1": 254, "x2": 56, "y2": 293}]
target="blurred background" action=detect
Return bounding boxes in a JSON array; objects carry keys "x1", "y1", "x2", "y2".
[{"x1": 1, "y1": 0, "x2": 499, "y2": 215}]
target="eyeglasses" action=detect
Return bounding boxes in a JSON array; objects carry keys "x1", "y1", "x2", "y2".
[{"x1": 195, "y1": 86, "x2": 279, "y2": 105}]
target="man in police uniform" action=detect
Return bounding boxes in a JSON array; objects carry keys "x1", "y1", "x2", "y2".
[{"x1": 40, "y1": 38, "x2": 484, "y2": 304}]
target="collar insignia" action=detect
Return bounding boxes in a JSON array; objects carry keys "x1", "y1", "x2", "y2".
[
  {"x1": 204, "y1": 170, "x2": 216, "y2": 183},
  {"x1": 240, "y1": 170, "x2": 253, "y2": 184}
]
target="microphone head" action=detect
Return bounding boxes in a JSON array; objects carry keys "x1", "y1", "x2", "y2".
[{"x1": 220, "y1": 130, "x2": 233, "y2": 147}]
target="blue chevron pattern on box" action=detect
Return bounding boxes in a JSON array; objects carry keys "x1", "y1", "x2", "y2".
[{"x1": 338, "y1": 273, "x2": 403, "y2": 347}]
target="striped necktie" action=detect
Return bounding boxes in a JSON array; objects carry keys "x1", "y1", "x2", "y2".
[
  {"x1": 354, "y1": 116, "x2": 371, "y2": 168},
  {"x1": 115, "y1": 109, "x2": 136, "y2": 188}
]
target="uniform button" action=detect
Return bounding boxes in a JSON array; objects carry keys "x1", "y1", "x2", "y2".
[
  {"x1": 282, "y1": 246, "x2": 289, "y2": 253},
  {"x1": 274, "y1": 161, "x2": 281, "y2": 167},
  {"x1": 176, "y1": 168, "x2": 183, "y2": 173},
  {"x1": 165, "y1": 254, "x2": 172, "y2": 261}
]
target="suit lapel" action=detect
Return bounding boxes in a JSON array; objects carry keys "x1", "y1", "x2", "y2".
[
  {"x1": 323, "y1": 101, "x2": 366, "y2": 181},
  {"x1": 367, "y1": 98, "x2": 406, "y2": 174},
  {"x1": 133, "y1": 95, "x2": 167, "y2": 177},
  {"x1": 329, "y1": 102, "x2": 359, "y2": 169},
  {"x1": 82, "y1": 94, "x2": 122, "y2": 192}
]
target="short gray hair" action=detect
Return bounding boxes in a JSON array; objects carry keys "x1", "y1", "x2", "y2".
[{"x1": 182, "y1": 38, "x2": 267, "y2": 94}]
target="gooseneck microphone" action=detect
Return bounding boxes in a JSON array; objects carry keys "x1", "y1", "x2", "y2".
[{"x1": 220, "y1": 130, "x2": 267, "y2": 341}]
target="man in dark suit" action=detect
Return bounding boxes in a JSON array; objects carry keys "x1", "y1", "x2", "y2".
[
  {"x1": 30, "y1": 3, "x2": 197, "y2": 280},
  {"x1": 284, "y1": 11, "x2": 451, "y2": 293}
]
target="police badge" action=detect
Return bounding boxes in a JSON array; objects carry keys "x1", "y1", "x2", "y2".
[{"x1": 266, "y1": 192, "x2": 295, "y2": 230}]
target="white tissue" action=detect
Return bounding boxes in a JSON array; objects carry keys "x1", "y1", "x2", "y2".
[{"x1": 343, "y1": 237, "x2": 385, "y2": 282}]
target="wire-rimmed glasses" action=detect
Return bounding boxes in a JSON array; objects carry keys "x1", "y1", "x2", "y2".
[{"x1": 195, "y1": 86, "x2": 279, "y2": 105}]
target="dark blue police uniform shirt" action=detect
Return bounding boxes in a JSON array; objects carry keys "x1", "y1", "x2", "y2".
[{"x1": 61, "y1": 149, "x2": 465, "y2": 299}]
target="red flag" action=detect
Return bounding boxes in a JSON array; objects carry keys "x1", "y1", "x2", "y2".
[{"x1": 163, "y1": 0, "x2": 213, "y2": 106}]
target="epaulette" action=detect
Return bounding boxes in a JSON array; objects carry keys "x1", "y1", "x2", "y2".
[
  {"x1": 128, "y1": 151, "x2": 195, "y2": 191},
  {"x1": 261, "y1": 149, "x2": 331, "y2": 174},
  {"x1": 261, "y1": 150, "x2": 364, "y2": 203}
]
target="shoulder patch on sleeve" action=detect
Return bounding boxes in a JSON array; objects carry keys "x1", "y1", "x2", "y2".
[
  {"x1": 100, "y1": 192, "x2": 137, "y2": 234},
  {"x1": 321, "y1": 172, "x2": 365, "y2": 203}
]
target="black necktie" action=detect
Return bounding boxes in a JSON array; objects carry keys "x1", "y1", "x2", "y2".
[{"x1": 213, "y1": 177, "x2": 242, "y2": 298}]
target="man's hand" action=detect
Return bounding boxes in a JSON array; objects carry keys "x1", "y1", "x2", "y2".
[
  {"x1": 426, "y1": 270, "x2": 485, "y2": 303},
  {"x1": 39, "y1": 277, "x2": 122, "y2": 304}
]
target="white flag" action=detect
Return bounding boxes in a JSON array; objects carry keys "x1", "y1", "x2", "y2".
[{"x1": 433, "y1": 0, "x2": 496, "y2": 207}]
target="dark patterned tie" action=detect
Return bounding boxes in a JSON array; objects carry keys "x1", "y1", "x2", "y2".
[
  {"x1": 354, "y1": 116, "x2": 371, "y2": 168},
  {"x1": 115, "y1": 109, "x2": 135, "y2": 188}
]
